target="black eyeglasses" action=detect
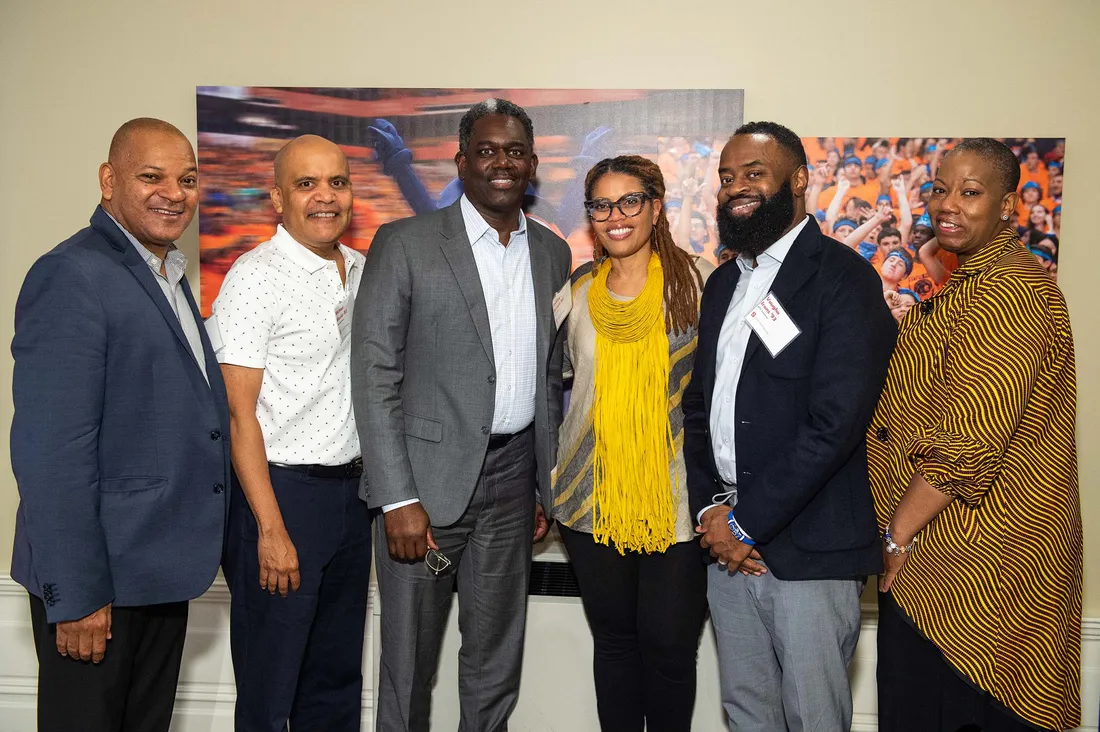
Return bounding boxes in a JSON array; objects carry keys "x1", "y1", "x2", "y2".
[{"x1": 584, "y1": 192, "x2": 651, "y2": 222}]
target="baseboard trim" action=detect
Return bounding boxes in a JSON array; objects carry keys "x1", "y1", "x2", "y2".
[
  {"x1": 0, "y1": 674, "x2": 376, "y2": 710},
  {"x1": 0, "y1": 573, "x2": 1096, "y2": 731}
]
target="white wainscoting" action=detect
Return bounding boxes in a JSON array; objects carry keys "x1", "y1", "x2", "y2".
[{"x1": 1, "y1": 571, "x2": 1097, "y2": 731}]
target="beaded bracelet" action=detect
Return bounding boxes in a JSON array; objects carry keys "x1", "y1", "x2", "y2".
[{"x1": 883, "y1": 525, "x2": 916, "y2": 557}]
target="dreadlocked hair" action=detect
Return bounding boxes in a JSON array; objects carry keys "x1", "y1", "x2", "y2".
[{"x1": 584, "y1": 155, "x2": 703, "y2": 336}]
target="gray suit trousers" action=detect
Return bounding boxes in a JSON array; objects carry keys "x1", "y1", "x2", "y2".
[
  {"x1": 374, "y1": 431, "x2": 536, "y2": 732},
  {"x1": 708, "y1": 563, "x2": 863, "y2": 732}
]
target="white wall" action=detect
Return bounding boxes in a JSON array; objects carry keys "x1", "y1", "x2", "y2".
[
  {"x1": 3, "y1": 0, "x2": 1099, "y2": 617},
  {"x1": 2, "y1": 0, "x2": 1099, "y2": 729}
]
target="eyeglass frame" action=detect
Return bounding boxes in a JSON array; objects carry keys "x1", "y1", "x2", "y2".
[
  {"x1": 583, "y1": 191, "x2": 653, "y2": 222},
  {"x1": 425, "y1": 548, "x2": 453, "y2": 576}
]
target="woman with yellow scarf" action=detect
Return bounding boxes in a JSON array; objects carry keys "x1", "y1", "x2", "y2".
[{"x1": 551, "y1": 155, "x2": 713, "y2": 732}]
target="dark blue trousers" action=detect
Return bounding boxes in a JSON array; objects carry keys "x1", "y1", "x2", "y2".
[{"x1": 225, "y1": 466, "x2": 372, "y2": 732}]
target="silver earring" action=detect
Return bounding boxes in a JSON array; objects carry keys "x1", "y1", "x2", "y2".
[{"x1": 1002, "y1": 215, "x2": 1009, "y2": 221}]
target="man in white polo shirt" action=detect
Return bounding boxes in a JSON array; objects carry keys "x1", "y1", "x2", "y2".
[{"x1": 209, "y1": 135, "x2": 370, "y2": 732}]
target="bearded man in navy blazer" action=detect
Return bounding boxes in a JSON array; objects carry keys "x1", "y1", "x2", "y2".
[
  {"x1": 10, "y1": 118, "x2": 231, "y2": 732},
  {"x1": 684, "y1": 122, "x2": 896, "y2": 732}
]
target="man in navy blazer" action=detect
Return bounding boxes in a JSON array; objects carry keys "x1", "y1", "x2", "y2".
[
  {"x1": 10, "y1": 118, "x2": 230, "y2": 732},
  {"x1": 684, "y1": 122, "x2": 896, "y2": 731}
]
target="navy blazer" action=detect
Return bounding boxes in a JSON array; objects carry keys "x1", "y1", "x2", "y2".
[
  {"x1": 10, "y1": 206, "x2": 231, "y2": 623},
  {"x1": 683, "y1": 216, "x2": 896, "y2": 581}
]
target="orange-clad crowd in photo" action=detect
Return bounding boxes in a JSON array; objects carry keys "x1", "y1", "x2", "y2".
[
  {"x1": 797, "y1": 136, "x2": 1064, "y2": 323},
  {"x1": 199, "y1": 129, "x2": 1065, "y2": 325}
]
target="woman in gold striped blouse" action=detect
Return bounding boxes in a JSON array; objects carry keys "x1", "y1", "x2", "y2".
[{"x1": 868, "y1": 138, "x2": 1081, "y2": 731}]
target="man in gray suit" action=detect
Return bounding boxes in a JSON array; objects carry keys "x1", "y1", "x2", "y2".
[{"x1": 351, "y1": 99, "x2": 572, "y2": 732}]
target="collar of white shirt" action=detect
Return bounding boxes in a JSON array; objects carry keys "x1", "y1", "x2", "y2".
[
  {"x1": 459, "y1": 194, "x2": 527, "y2": 246},
  {"x1": 735, "y1": 215, "x2": 810, "y2": 274},
  {"x1": 103, "y1": 209, "x2": 188, "y2": 284},
  {"x1": 272, "y1": 224, "x2": 359, "y2": 275}
]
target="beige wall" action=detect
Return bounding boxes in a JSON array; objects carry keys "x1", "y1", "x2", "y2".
[{"x1": 2, "y1": 0, "x2": 1097, "y2": 611}]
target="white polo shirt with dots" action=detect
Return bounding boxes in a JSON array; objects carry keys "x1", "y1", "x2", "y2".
[{"x1": 209, "y1": 224, "x2": 364, "y2": 466}]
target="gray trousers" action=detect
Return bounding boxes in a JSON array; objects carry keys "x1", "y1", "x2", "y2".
[
  {"x1": 707, "y1": 563, "x2": 862, "y2": 732},
  {"x1": 374, "y1": 430, "x2": 536, "y2": 732}
]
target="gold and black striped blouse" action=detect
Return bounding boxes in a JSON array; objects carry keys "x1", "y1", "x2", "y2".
[{"x1": 867, "y1": 227, "x2": 1082, "y2": 730}]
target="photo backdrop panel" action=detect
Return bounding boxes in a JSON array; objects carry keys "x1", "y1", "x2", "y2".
[
  {"x1": 797, "y1": 136, "x2": 1065, "y2": 322},
  {"x1": 197, "y1": 86, "x2": 746, "y2": 315}
]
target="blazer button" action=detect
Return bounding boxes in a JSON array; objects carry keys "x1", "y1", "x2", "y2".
[
  {"x1": 213, "y1": 483, "x2": 225, "y2": 494},
  {"x1": 920, "y1": 300, "x2": 934, "y2": 315},
  {"x1": 481, "y1": 426, "x2": 490, "y2": 435},
  {"x1": 210, "y1": 430, "x2": 221, "y2": 441},
  {"x1": 488, "y1": 375, "x2": 496, "y2": 384},
  {"x1": 875, "y1": 426, "x2": 889, "y2": 443}
]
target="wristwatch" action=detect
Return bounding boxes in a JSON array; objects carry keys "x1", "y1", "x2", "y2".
[{"x1": 884, "y1": 525, "x2": 916, "y2": 557}]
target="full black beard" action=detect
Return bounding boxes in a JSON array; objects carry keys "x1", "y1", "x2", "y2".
[{"x1": 716, "y1": 179, "x2": 797, "y2": 259}]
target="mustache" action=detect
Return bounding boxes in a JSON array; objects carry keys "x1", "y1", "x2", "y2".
[
  {"x1": 726, "y1": 194, "x2": 764, "y2": 207},
  {"x1": 148, "y1": 199, "x2": 186, "y2": 213}
]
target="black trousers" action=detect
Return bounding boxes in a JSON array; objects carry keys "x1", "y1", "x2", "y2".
[
  {"x1": 559, "y1": 525, "x2": 709, "y2": 732},
  {"x1": 225, "y1": 466, "x2": 372, "y2": 732},
  {"x1": 29, "y1": 593, "x2": 188, "y2": 732},
  {"x1": 877, "y1": 591, "x2": 1046, "y2": 732}
]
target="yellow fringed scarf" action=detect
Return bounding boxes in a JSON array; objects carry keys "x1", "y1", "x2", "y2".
[{"x1": 587, "y1": 253, "x2": 678, "y2": 554}]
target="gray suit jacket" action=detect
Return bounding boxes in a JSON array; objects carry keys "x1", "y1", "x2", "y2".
[{"x1": 351, "y1": 201, "x2": 572, "y2": 526}]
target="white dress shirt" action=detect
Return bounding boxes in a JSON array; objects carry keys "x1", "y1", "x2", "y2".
[
  {"x1": 702, "y1": 217, "x2": 810, "y2": 528},
  {"x1": 208, "y1": 224, "x2": 364, "y2": 466},
  {"x1": 383, "y1": 196, "x2": 538, "y2": 514},
  {"x1": 106, "y1": 211, "x2": 208, "y2": 383},
  {"x1": 461, "y1": 194, "x2": 538, "y2": 433}
]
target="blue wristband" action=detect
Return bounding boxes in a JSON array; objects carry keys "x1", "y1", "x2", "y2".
[{"x1": 727, "y1": 510, "x2": 756, "y2": 546}]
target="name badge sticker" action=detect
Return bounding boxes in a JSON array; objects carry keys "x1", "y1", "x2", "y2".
[
  {"x1": 552, "y1": 281, "x2": 572, "y2": 330},
  {"x1": 744, "y1": 292, "x2": 801, "y2": 357},
  {"x1": 204, "y1": 312, "x2": 225, "y2": 354},
  {"x1": 335, "y1": 302, "x2": 351, "y2": 343}
]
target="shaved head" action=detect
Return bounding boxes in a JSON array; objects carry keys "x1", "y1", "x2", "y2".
[
  {"x1": 99, "y1": 117, "x2": 198, "y2": 251},
  {"x1": 274, "y1": 135, "x2": 348, "y2": 188},
  {"x1": 270, "y1": 135, "x2": 353, "y2": 252},
  {"x1": 108, "y1": 117, "x2": 189, "y2": 165},
  {"x1": 943, "y1": 138, "x2": 1020, "y2": 197}
]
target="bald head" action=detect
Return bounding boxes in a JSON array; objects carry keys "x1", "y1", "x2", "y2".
[
  {"x1": 108, "y1": 117, "x2": 190, "y2": 165},
  {"x1": 274, "y1": 135, "x2": 348, "y2": 189},
  {"x1": 270, "y1": 135, "x2": 353, "y2": 252},
  {"x1": 99, "y1": 117, "x2": 198, "y2": 251}
]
